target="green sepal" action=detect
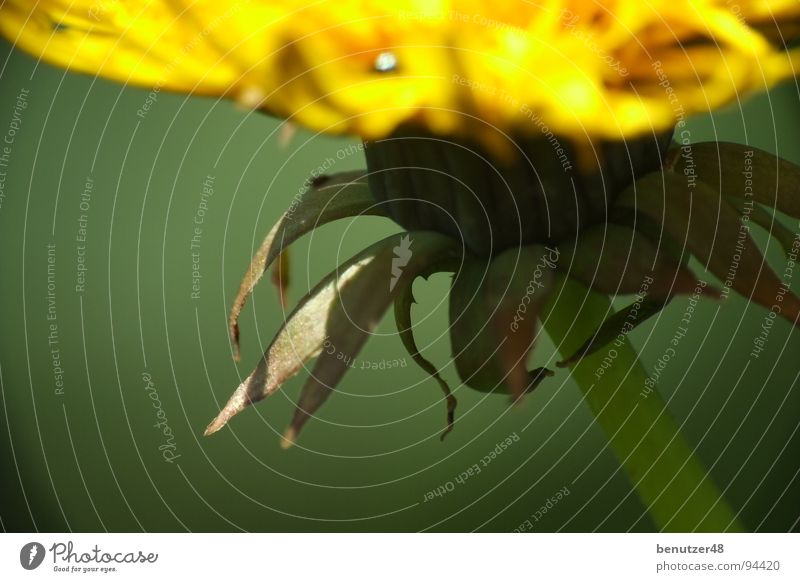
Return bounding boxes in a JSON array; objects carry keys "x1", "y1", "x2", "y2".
[
  {"x1": 449, "y1": 245, "x2": 557, "y2": 397},
  {"x1": 725, "y1": 195, "x2": 798, "y2": 257},
  {"x1": 618, "y1": 171, "x2": 800, "y2": 324},
  {"x1": 669, "y1": 141, "x2": 800, "y2": 218},
  {"x1": 559, "y1": 224, "x2": 710, "y2": 298}
]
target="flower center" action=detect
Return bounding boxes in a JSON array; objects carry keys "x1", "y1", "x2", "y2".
[{"x1": 364, "y1": 127, "x2": 673, "y2": 256}]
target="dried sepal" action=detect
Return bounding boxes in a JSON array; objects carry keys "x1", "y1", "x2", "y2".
[
  {"x1": 205, "y1": 242, "x2": 384, "y2": 437},
  {"x1": 229, "y1": 170, "x2": 384, "y2": 359},
  {"x1": 281, "y1": 232, "x2": 460, "y2": 447},
  {"x1": 270, "y1": 248, "x2": 291, "y2": 309}
]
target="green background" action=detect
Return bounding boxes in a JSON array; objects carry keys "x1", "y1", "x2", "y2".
[{"x1": 1, "y1": 40, "x2": 799, "y2": 532}]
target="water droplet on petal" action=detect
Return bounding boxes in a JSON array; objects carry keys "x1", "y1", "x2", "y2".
[{"x1": 374, "y1": 51, "x2": 398, "y2": 73}]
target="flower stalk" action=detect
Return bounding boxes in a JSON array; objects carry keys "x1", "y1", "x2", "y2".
[{"x1": 542, "y1": 276, "x2": 744, "y2": 532}]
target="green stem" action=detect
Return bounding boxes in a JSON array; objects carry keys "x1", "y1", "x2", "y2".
[{"x1": 541, "y1": 276, "x2": 744, "y2": 532}]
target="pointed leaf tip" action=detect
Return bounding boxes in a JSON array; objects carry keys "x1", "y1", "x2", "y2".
[
  {"x1": 204, "y1": 366, "x2": 269, "y2": 436},
  {"x1": 281, "y1": 427, "x2": 297, "y2": 449},
  {"x1": 439, "y1": 399, "x2": 457, "y2": 442},
  {"x1": 511, "y1": 367, "x2": 554, "y2": 404}
]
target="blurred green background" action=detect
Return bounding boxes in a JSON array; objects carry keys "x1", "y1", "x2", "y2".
[{"x1": 1, "y1": 40, "x2": 799, "y2": 532}]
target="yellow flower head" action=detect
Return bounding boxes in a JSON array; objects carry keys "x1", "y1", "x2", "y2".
[{"x1": 2, "y1": 0, "x2": 798, "y2": 147}]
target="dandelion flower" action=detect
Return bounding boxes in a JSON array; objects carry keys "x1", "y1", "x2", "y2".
[
  {"x1": 1, "y1": 1, "x2": 797, "y2": 144},
  {"x1": 4, "y1": 0, "x2": 800, "y2": 532}
]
